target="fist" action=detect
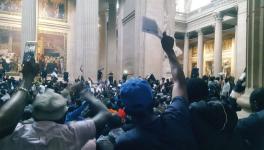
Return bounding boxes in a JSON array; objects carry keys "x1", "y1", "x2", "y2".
[
  {"x1": 161, "y1": 32, "x2": 174, "y2": 54},
  {"x1": 22, "y1": 58, "x2": 39, "y2": 81}
]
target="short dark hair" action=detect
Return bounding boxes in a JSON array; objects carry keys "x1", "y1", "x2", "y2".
[
  {"x1": 187, "y1": 78, "x2": 209, "y2": 103},
  {"x1": 250, "y1": 88, "x2": 264, "y2": 112}
]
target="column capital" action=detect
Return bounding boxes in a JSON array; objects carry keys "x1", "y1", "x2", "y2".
[
  {"x1": 196, "y1": 29, "x2": 203, "y2": 35},
  {"x1": 213, "y1": 12, "x2": 223, "y2": 21},
  {"x1": 184, "y1": 32, "x2": 189, "y2": 38}
]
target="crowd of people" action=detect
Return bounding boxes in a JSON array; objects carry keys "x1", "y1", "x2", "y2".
[{"x1": 0, "y1": 33, "x2": 263, "y2": 150}]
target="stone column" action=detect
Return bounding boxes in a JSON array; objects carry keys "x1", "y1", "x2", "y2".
[
  {"x1": 135, "y1": 0, "x2": 146, "y2": 77},
  {"x1": 21, "y1": 0, "x2": 38, "y2": 61},
  {"x1": 231, "y1": 31, "x2": 236, "y2": 76},
  {"x1": 235, "y1": 0, "x2": 247, "y2": 79},
  {"x1": 8, "y1": 33, "x2": 13, "y2": 52},
  {"x1": 246, "y1": 0, "x2": 264, "y2": 89},
  {"x1": 183, "y1": 33, "x2": 189, "y2": 76},
  {"x1": 213, "y1": 12, "x2": 223, "y2": 76},
  {"x1": 197, "y1": 29, "x2": 204, "y2": 77},
  {"x1": 116, "y1": 0, "x2": 124, "y2": 80},
  {"x1": 75, "y1": 0, "x2": 99, "y2": 80},
  {"x1": 107, "y1": 0, "x2": 117, "y2": 78},
  {"x1": 98, "y1": 0, "x2": 108, "y2": 79},
  {"x1": 237, "y1": 0, "x2": 264, "y2": 118},
  {"x1": 67, "y1": 0, "x2": 76, "y2": 81}
]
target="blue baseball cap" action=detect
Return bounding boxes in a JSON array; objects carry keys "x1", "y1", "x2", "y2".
[{"x1": 120, "y1": 78, "x2": 154, "y2": 115}]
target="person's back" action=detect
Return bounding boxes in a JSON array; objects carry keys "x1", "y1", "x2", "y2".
[
  {"x1": 187, "y1": 77, "x2": 245, "y2": 150},
  {"x1": 116, "y1": 96, "x2": 197, "y2": 150},
  {"x1": 0, "y1": 120, "x2": 95, "y2": 150},
  {"x1": 236, "y1": 110, "x2": 264, "y2": 150},
  {"x1": 235, "y1": 88, "x2": 264, "y2": 150},
  {"x1": 189, "y1": 100, "x2": 244, "y2": 150}
]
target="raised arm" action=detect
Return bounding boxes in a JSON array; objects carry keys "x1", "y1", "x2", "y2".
[
  {"x1": 161, "y1": 32, "x2": 187, "y2": 99},
  {"x1": 0, "y1": 60, "x2": 37, "y2": 138},
  {"x1": 81, "y1": 92, "x2": 111, "y2": 133}
]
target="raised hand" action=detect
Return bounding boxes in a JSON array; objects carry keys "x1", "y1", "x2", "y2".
[
  {"x1": 161, "y1": 32, "x2": 175, "y2": 55},
  {"x1": 21, "y1": 58, "x2": 39, "y2": 87},
  {"x1": 160, "y1": 32, "x2": 187, "y2": 99}
]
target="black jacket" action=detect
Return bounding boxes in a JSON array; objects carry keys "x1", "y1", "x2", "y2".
[
  {"x1": 236, "y1": 110, "x2": 264, "y2": 150},
  {"x1": 189, "y1": 100, "x2": 245, "y2": 150}
]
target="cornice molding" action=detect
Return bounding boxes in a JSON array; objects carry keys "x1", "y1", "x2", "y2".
[{"x1": 0, "y1": 13, "x2": 70, "y2": 33}]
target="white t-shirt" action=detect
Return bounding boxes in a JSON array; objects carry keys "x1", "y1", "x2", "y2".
[{"x1": 0, "y1": 120, "x2": 96, "y2": 150}]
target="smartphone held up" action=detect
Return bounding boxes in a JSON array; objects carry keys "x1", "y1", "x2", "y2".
[{"x1": 23, "y1": 41, "x2": 37, "y2": 64}]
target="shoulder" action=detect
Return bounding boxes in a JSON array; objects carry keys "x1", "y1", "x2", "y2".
[
  {"x1": 116, "y1": 127, "x2": 157, "y2": 150},
  {"x1": 238, "y1": 110, "x2": 264, "y2": 128},
  {"x1": 116, "y1": 128, "x2": 139, "y2": 143},
  {"x1": 164, "y1": 96, "x2": 190, "y2": 118},
  {"x1": 68, "y1": 120, "x2": 96, "y2": 146}
]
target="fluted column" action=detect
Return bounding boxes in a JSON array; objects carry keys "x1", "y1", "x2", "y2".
[
  {"x1": 98, "y1": 11, "x2": 107, "y2": 79},
  {"x1": 197, "y1": 29, "x2": 204, "y2": 77},
  {"x1": 21, "y1": 0, "x2": 38, "y2": 62},
  {"x1": 75, "y1": 0, "x2": 99, "y2": 80},
  {"x1": 237, "y1": 0, "x2": 264, "y2": 117},
  {"x1": 67, "y1": 0, "x2": 76, "y2": 81},
  {"x1": 246, "y1": 0, "x2": 264, "y2": 89},
  {"x1": 235, "y1": 0, "x2": 247, "y2": 79},
  {"x1": 183, "y1": 33, "x2": 189, "y2": 76},
  {"x1": 107, "y1": 0, "x2": 117, "y2": 78},
  {"x1": 213, "y1": 12, "x2": 223, "y2": 76}
]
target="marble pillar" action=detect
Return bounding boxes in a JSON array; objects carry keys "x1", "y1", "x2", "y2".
[
  {"x1": 213, "y1": 12, "x2": 223, "y2": 76},
  {"x1": 235, "y1": 0, "x2": 247, "y2": 79},
  {"x1": 237, "y1": 0, "x2": 264, "y2": 117},
  {"x1": 134, "y1": 0, "x2": 146, "y2": 77},
  {"x1": 116, "y1": 0, "x2": 124, "y2": 80},
  {"x1": 183, "y1": 33, "x2": 189, "y2": 77},
  {"x1": 67, "y1": 0, "x2": 76, "y2": 81},
  {"x1": 197, "y1": 29, "x2": 204, "y2": 77},
  {"x1": 143, "y1": 0, "x2": 164, "y2": 78},
  {"x1": 164, "y1": 0, "x2": 176, "y2": 35},
  {"x1": 231, "y1": 34, "x2": 236, "y2": 77},
  {"x1": 21, "y1": 0, "x2": 37, "y2": 62},
  {"x1": 75, "y1": 0, "x2": 99, "y2": 80},
  {"x1": 107, "y1": 0, "x2": 117, "y2": 78},
  {"x1": 98, "y1": 0, "x2": 108, "y2": 80},
  {"x1": 246, "y1": 0, "x2": 264, "y2": 89}
]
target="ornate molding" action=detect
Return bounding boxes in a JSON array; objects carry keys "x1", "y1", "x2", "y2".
[
  {"x1": 196, "y1": 29, "x2": 203, "y2": 35},
  {"x1": 213, "y1": 12, "x2": 223, "y2": 21},
  {"x1": 0, "y1": 13, "x2": 21, "y2": 28},
  {"x1": 0, "y1": 13, "x2": 70, "y2": 33},
  {"x1": 38, "y1": 19, "x2": 70, "y2": 33}
]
